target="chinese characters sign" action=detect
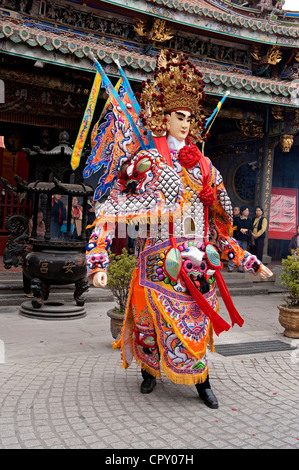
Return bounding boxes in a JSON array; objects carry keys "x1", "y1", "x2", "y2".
[
  {"x1": 2, "y1": 80, "x2": 87, "y2": 119},
  {"x1": 269, "y1": 188, "x2": 298, "y2": 240}
]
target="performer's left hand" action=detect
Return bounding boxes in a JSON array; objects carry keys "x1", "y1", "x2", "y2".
[{"x1": 259, "y1": 264, "x2": 273, "y2": 279}]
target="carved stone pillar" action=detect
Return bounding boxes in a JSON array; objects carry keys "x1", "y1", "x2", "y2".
[{"x1": 254, "y1": 126, "x2": 278, "y2": 264}]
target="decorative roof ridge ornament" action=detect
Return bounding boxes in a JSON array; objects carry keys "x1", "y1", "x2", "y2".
[
  {"x1": 133, "y1": 17, "x2": 173, "y2": 43},
  {"x1": 279, "y1": 134, "x2": 294, "y2": 152},
  {"x1": 237, "y1": 119, "x2": 264, "y2": 138},
  {"x1": 266, "y1": 45, "x2": 283, "y2": 65}
]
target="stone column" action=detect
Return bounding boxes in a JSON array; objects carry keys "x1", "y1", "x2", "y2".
[
  {"x1": 261, "y1": 140, "x2": 278, "y2": 264},
  {"x1": 254, "y1": 113, "x2": 278, "y2": 264}
]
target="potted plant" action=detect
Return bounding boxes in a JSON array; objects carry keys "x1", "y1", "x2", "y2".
[
  {"x1": 106, "y1": 248, "x2": 136, "y2": 339},
  {"x1": 278, "y1": 248, "x2": 299, "y2": 338}
]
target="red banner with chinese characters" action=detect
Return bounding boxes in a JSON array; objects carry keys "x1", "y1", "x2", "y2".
[{"x1": 268, "y1": 188, "x2": 298, "y2": 240}]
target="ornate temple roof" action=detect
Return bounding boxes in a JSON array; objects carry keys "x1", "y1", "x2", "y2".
[
  {"x1": 100, "y1": 0, "x2": 299, "y2": 44},
  {"x1": 0, "y1": 0, "x2": 298, "y2": 108}
]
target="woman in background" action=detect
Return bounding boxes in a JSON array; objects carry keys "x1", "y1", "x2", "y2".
[
  {"x1": 71, "y1": 196, "x2": 83, "y2": 238},
  {"x1": 235, "y1": 205, "x2": 252, "y2": 271},
  {"x1": 251, "y1": 206, "x2": 267, "y2": 262}
]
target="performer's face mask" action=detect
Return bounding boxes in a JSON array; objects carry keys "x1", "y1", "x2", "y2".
[
  {"x1": 166, "y1": 110, "x2": 191, "y2": 142},
  {"x1": 118, "y1": 154, "x2": 154, "y2": 194}
]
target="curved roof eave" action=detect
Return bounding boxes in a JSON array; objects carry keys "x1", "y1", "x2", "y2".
[
  {"x1": 98, "y1": 0, "x2": 299, "y2": 47},
  {"x1": 0, "y1": 7, "x2": 298, "y2": 109}
]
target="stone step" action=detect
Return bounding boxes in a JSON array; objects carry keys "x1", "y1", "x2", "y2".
[
  {"x1": 221, "y1": 270, "x2": 276, "y2": 283},
  {"x1": 217, "y1": 268, "x2": 283, "y2": 296},
  {"x1": 216, "y1": 285, "x2": 275, "y2": 297},
  {"x1": 0, "y1": 265, "x2": 284, "y2": 305},
  {"x1": 0, "y1": 275, "x2": 115, "y2": 306},
  {"x1": 218, "y1": 279, "x2": 254, "y2": 288},
  {"x1": 0, "y1": 279, "x2": 82, "y2": 294},
  {"x1": 0, "y1": 290, "x2": 115, "y2": 307}
]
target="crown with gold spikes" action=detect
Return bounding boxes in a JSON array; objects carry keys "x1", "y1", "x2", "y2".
[{"x1": 137, "y1": 49, "x2": 207, "y2": 142}]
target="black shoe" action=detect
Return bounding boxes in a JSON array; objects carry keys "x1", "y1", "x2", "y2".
[
  {"x1": 198, "y1": 388, "x2": 219, "y2": 409},
  {"x1": 195, "y1": 377, "x2": 219, "y2": 409},
  {"x1": 140, "y1": 370, "x2": 156, "y2": 394}
]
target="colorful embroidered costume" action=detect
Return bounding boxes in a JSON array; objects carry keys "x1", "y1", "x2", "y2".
[{"x1": 85, "y1": 50, "x2": 265, "y2": 387}]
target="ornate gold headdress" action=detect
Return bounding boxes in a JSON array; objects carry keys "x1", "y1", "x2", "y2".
[{"x1": 137, "y1": 49, "x2": 207, "y2": 143}]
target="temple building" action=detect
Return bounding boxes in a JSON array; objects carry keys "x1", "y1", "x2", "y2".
[{"x1": 0, "y1": 0, "x2": 298, "y2": 260}]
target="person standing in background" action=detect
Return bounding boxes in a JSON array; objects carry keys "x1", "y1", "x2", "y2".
[
  {"x1": 235, "y1": 206, "x2": 252, "y2": 272},
  {"x1": 251, "y1": 206, "x2": 267, "y2": 262},
  {"x1": 28, "y1": 210, "x2": 45, "y2": 240},
  {"x1": 50, "y1": 194, "x2": 66, "y2": 240},
  {"x1": 71, "y1": 196, "x2": 83, "y2": 238}
]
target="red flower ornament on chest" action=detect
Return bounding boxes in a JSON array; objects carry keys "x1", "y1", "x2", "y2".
[{"x1": 177, "y1": 143, "x2": 203, "y2": 170}]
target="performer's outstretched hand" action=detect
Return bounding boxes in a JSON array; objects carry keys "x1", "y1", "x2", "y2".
[
  {"x1": 259, "y1": 265, "x2": 273, "y2": 279},
  {"x1": 92, "y1": 271, "x2": 107, "y2": 287}
]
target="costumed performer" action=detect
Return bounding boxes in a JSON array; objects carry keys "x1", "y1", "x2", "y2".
[{"x1": 86, "y1": 50, "x2": 273, "y2": 409}]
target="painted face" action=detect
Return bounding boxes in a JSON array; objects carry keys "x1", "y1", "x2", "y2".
[
  {"x1": 180, "y1": 246, "x2": 210, "y2": 295},
  {"x1": 233, "y1": 207, "x2": 240, "y2": 216},
  {"x1": 118, "y1": 153, "x2": 154, "y2": 194},
  {"x1": 166, "y1": 110, "x2": 191, "y2": 142}
]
